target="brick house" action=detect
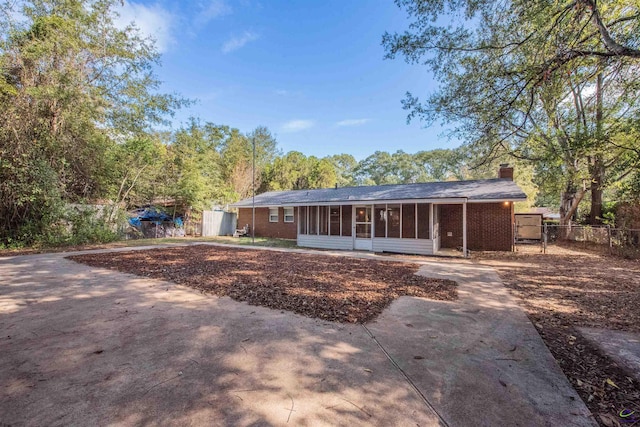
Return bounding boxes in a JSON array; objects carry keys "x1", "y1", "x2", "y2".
[{"x1": 232, "y1": 165, "x2": 525, "y2": 256}]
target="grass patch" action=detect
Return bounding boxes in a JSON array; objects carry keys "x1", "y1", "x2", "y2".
[{"x1": 0, "y1": 236, "x2": 297, "y2": 256}]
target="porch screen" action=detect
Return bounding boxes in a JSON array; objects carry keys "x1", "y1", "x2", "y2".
[
  {"x1": 330, "y1": 207, "x2": 340, "y2": 236},
  {"x1": 309, "y1": 206, "x2": 318, "y2": 235},
  {"x1": 341, "y1": 205, "x2": 352, "y2": 237},
  {"x1": 299, "y1": 206, "x2": 307, "y2": 234},
  {"x1": 374, "y1": 205, "x2": 386, "y2": 237},
  {"x1": 402, "y1": 204, "x2": 416, "y2": 238},
  {"x1": 319, "y1": 206, "x2": 329, "y2": 235},
  {"x1": 417, "y1": 203, "x2": 430, "y2": 239},
  {"x1": 387, "y1": 204, "x2": 400, "y2": 238}
]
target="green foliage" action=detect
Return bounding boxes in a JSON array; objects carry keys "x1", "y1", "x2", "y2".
[
  {"x1": 60, "y1": 205, "x2": 120, "y2": 246},
  {"x1": 0, "y1": 0, "x2": 185, "y2": 246},
  {"x1": 169, "y1": 119, "x2": 224, "y2": 210},
  {"x1": 326, "y1": 154, "x2": 357, "y2": 187},
  {"x1": 219, "y1": 125, "x2": 278, "y2": 201},
  {"x1": 601, "y1": 202, "x2": 617, "y2": 226},
  {"x1": 260, "y1": 151, "x2": 338, "y2": 191},
  {"x1": 383, "y1": 0, "x2": 640, "y2": 224}
]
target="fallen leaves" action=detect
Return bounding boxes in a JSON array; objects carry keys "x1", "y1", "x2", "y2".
[
  {"x1": 598, "y1": 413, "x2": 621, "y2": 427},
  {"x1": 474, "y1": 246, "x2": 640, "y2": 427},
  {"x1": 605, "y1": 378, "x2": 619, "y2": 390},
  {"x1": 68, "y1": 245, "x2": 457, "y2": 324}
]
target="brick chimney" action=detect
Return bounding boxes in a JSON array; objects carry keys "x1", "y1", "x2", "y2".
[{"x1": 498, "y1": 163, "x2": 514, "y2": 180}]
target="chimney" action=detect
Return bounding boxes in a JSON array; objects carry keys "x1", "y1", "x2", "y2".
[{"x1": 498, "y1": 163, "x2": 514, "y2": 180}]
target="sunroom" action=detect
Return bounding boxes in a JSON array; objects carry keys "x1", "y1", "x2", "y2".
[{"x1": 296, "y1": 202, "x2": 449, "y2": 255}]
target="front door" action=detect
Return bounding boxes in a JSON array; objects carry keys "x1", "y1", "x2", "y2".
[{"x1": 353, "y1": 205, "x2": 373, "y2": 250}]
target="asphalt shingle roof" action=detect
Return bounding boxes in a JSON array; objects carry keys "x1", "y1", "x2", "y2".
[{"x1": 231, "y1": 178, "x2": 527, "y2": 207}]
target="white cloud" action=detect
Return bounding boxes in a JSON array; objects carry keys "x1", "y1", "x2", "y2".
[
  {"x1": 221, "y1": 31, "x2": 259, "y2": 54},
  {"x1": 336, "y1": 118, "x2": 371, "y2": 127},
  {"x1": 282, "y1": 120, "x2": 315, "y2": 133},
  {"x1": 115, "y1": 1, "x2": 174, "y2": 53},
  {"x1": 196, "y1": 0, "x2": 232, "y2": 26}
]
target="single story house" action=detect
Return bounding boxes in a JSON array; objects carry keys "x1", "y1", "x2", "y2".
[{"x1": 231, "y1": 165, "x2": 526, "y2": 256}]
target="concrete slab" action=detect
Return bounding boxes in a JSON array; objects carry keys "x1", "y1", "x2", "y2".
[
  {"x1": 0, "y1": 254, "x2": 440, "y2": 426},
  {"x1": 578, "y1": 327, "x2": 640, "y2": 382},
  {"x1": 0, "y1": 246, "x2": 597, "y2": 426},
  {"x1": 366, "y1": 261, "x2": 597, "y2": 427}
]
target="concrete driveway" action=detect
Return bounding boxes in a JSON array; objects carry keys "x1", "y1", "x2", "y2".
[{"x1": 0, "y1": 245, "x2": 596, "y2": 426}]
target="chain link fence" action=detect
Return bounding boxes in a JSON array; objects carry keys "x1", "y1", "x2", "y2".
[{"x1": 515, "y1": 224, "x2": 640, "y2": 257}]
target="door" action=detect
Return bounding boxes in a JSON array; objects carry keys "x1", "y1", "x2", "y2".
[{"x1": 353, "y1": 205, "x2": 373, "y2": 250}]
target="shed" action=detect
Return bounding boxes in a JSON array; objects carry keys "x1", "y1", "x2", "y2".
[{"x1": 514, "y1": 213, "x2": 543, "y2": 240}]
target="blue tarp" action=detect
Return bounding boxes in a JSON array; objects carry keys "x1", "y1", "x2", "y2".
[{"x1": 128, "y1": 207, "x2": 182, "y2": 226}]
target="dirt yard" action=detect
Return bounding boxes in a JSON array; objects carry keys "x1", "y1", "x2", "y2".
[
  {"x1": 69, "y1": 245, "x2": 457, "y2": 323},
  {"x1": 474, "y1": 243, "x2": 640, "y2": 425}
]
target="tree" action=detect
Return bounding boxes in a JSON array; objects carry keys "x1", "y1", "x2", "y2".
[
  {"x1": 326, "y1": 154, "x2": 357, "y2": 187},
  {"x1": 104, "y1": 133, "x2": 169, "y2": 220},
  {"x1": 309, "y1": 157, "x2": 338, "y2": 189},
  {"x1": 354, "y1": 150, "x2": 425, "y2": 185},
  {"x1": 260, "y1": 151, "x2": 338, "y2": 191},
  {"x1": 220, "y1": 125, "x2": 278, "y2": 201},
  {"x1": 169, "y1": 118, "x2": 224, "y2": 211},
  {"x1": 383, "y1": 0, "x2": 640, "y2": 225},
  {"x1": 414, "y1": 149, "x2": 463, "y2": 181},
  {"x1": 0, "y1": 0, "x2": 184, "y2": 244}
]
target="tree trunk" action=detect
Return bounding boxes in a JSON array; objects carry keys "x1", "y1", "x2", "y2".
[
  {"x1": 560, "y1": 191, "x2": 576, "y2": 226},
  {"x1": 589, "y1": 72, "x2": 605, "y2": 224},
  {"x1": 560, "y1": 183, "x2": 587, "y2": 238},
  {"x1": 589, "y1": 155, "x2": 604, "y2": 224}
]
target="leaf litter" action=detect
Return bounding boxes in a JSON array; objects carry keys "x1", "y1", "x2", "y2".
[
  {"x1": 69, "y1": 245, "x2": 457, "y2": 324},
  {"x1": 474, "y1": 245, "x2": 640, "y2": 427}
]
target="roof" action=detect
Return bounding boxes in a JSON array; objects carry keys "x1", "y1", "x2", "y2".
[{"x1": 231, "y1": 178, "x2": 527, "y2": 208}]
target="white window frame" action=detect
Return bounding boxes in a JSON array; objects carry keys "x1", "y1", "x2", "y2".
[
  {"x1": 269, "y1": 207, "x2": 279, "y2": 223},
  {"x1": 284, "y1": 207, "x2": 294, "y2": 223}
]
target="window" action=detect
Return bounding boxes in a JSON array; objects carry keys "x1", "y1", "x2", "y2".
[
  {"x1": 269, "y1": 207, "x2": 278, "y2": 223},
  {"x1": 284, "y1": 207, "x2": 294, "y2": 223}
]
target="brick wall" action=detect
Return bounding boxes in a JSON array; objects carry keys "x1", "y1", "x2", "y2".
[
  {"x1": 439, "y1": 203, "x2": 513, "y2": 251},
  {"x1": 440, "y1": 204, "x2": 463, "y2": 249},
  {"x1": 237, "y1": 207, "x2": 297, "y2": 240}
]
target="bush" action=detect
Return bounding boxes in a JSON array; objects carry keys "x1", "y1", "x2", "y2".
[{"x1": 61, "y1": 205, "x2": 120, "y2": 246}]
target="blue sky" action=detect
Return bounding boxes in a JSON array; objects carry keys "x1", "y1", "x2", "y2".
[{"x1": 117, "y1": 0, "x2": 459, "y2": 160}]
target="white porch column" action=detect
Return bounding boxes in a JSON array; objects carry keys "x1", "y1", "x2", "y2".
[
  {"x1": 429, "y1": 203, "x2": 434, "y2": 241},
  {"x1": 462, "y1": 200, "x2": 468, "y2": 258}
]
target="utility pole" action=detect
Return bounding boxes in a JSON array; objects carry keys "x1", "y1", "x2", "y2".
[{"x1": 252, "y1": 136, "x2": 255, "y2": 244}]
